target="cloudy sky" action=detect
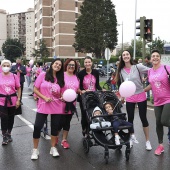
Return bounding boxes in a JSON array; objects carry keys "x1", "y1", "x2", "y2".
[{"x1": 0, "y1": 0, "x2": 169, "y2": 44}]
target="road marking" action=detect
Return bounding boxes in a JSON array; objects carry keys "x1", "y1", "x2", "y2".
[
  {"x1": 17, "y1": 115, "x2": 34, "y2": 129},
  {"x1": 17, "y1": 114, "x2": 51, "y2": 140}
]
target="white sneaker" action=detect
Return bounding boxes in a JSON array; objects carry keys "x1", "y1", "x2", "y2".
[
  {"x1": 115, "y1": 135, "x2": 120, "y2": 145},
  {"x1": 50, "y1": 147, "x2": 60, "y2": 157},
  {"x1": 131, "y1": 135, "x2": 139, "y2": 144},
  {"x1": 31, "y1": 149, "x2": 39, "y2": 160},
  {"x1": 146, "y1": 141, "x2": 152, "y2": 151}
]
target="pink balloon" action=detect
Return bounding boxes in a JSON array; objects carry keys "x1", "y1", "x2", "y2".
[
  {"x1": 63, "y1": 89, "x2": 77, "y2": 102},
  {"x1": 29, "y1": 60, "x2": 34, "y2": 65},
  {"x1": 119, "y1": 81, "x2": 136, "y2": 98}
]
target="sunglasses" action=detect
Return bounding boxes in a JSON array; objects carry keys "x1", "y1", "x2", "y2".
[{"x1": 67, "y1": 64, "x2": 75, "y2": 67}]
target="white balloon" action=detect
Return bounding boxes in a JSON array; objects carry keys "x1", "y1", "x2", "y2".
[{"x1": 119, "y1": 81, "x2": 136, "y2": 98}]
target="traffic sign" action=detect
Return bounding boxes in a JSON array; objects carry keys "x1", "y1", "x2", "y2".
[{"x1": 105, "y1": 48, "x2": 111, "y2": 61}]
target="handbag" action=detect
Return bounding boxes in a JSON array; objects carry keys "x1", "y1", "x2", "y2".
[
  {"x1": 15, "y1": 105, "x2": 22, "y2": 115},
  {"x1": 164, "y1": 65, "x2": 170, "y2": 82}
]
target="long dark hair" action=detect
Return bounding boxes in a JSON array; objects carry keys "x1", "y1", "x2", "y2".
[
  {"x1": 45, "y1": 58, "x2": 65, "y2": 88},
  {"x1": 115, "y1": 50, "x2": 134, "y2": 83},
  {"x1": 64, "y1": 58, "x2": 78, "y2": 75}
]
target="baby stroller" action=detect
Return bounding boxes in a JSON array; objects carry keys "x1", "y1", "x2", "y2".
[{"x1": 81, "y1": 91, "x2": 131, "y2": 164}]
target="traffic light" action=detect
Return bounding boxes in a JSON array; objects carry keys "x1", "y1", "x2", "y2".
[
  {"x1": 144, "y1": 19, "x2": 153, "y2": 42},
  {"x1": 136, "y1": 16, "x2": 146, "y2": 38}
]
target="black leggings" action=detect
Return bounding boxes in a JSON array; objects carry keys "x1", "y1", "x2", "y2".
[
  {"x1": 126, "y1": 100, "x2": 149, "y2": 127},
  {"x1": 1, "y1": 106, "x2": 15, "y2": 135},
  {"x1": 79, "y1": 100, "x2": 88, "y2": 132},
  {"x1": 59, "y1": 114, "x2": 73, "y2": 131},
  {"x1": 33, "y1": 113, "x2": 62, "y2": 138}
]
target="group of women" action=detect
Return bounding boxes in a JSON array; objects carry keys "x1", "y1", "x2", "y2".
[
  {"x1": 1, "y1": 49, "x2": 169, "y2": 161},
  {"x1": 116, "y1": 49, "x2": 170, "y2": 156}
]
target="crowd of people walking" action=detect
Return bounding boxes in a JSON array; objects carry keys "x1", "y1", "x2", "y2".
[{"x1": 0, "y1": 51, "x2": 170, "y2": 161}]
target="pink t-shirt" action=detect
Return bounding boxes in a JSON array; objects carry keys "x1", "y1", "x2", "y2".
[
  {"x1": 148, "y1": 64, "x2": 170, "y2": 106},
  {"x1": 123, "y1": 67, "x2": 146, "y2": 103},
  {"x1": 35, "y1": 67, "x2": 42, "y2": 78},
  {"x1": 61, "y1": 72, "x2": 80, "y2": 114},
  {"x1": 0, "y1": 73, "x2": 20, "y2": 107},
  {"x1": 26, "y1": 67, "x2": 32, "y2": 76},
  {"x1": 0, "y1": 66, "x2": 2, "y2": 73},
  {"x1": 83, "y1": 74, "x2": 96, "y2": 91},
  {"x1": 34, "y1": 72, "x2": 64, "y2": 114}
]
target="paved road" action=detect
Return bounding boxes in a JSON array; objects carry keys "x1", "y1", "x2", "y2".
[{"x1": 0, "y1": 83, "x2": 170, "y2": 170}]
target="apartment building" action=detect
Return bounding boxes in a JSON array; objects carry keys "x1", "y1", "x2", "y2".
[
  {"x1": 7, "y1": 8, "x2": 35, "y2": 60},
  {"x1": 0, "y1": 9, "x2": 7, "y2": 58},
  {"x1": 34, "y1": 0, "x2": 84, "y2": 58}
]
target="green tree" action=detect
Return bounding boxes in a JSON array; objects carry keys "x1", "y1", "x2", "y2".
[
  {"x1": 148, "y1": 37, "x2": 165, "y2": 54},
  {"x1": 2, "y1": 38, "x2": 25, "y2": 62},
  {"x1": 31, "y1": 39, "x2": 50, "y2": 62},
  {"x1": 73, "y1": 0, "x2": 118, "y2": 58}
]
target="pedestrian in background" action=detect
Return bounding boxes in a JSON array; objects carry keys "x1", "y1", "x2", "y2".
[
  {"x1": 0, "y1": 60, "x2": 21, "y2": 145},
  {"x1": 10, "y1": 58, "x2": 26, "y2": 105},
  {"x1": 31, "y1": 58, "x2": 65, "y2": 160},
  {"x1": 111, "y1": 71, "x2": 117, "y2": 91},
  {"x1": 26, "y1": 63, "x2": 32, "y2": 87},
  {"x1": 143, "y1": 56, "x2": 153, "y2": 101},
  {"x1": 145, "y1": 49, "x2": 170, "y2": 155},
  {"x1": 77, "y1": 56, "x2": 102, "y2": 137},
  {"x1": 115, "y1": 50, "x2": 152, "y2": 150},
  {"x1": 57, "y1": 59, "x2": 80, "y2": 149}
]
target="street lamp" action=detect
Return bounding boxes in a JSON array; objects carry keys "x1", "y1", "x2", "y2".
[{"x1": 117, "y1": 21, "x2": 123, "y2": 51}]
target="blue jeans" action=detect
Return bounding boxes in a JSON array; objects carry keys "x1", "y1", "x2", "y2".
[
  {"x1": 26, "y1": 76, "x2": 31, "y2": 87},
  {"x1": 112, "y1": 119, "x2": 134, "y2": 133},
  {"x1": 145, "y1": 81, "x2": 150, "y2": 99},
  {"x1": 111, "y1": 84, "x2": 117, "y2": 90}
]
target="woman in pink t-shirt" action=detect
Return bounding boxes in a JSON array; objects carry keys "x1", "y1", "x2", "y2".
[
  {"x1": 31, "y1": 59, "x2": 65, "y2": 160},
  {"x1": 145, "y1": 49, "x2": 170, "y2": 156},
  {"x1": 26, "y1": 63, "x2": 32, "y2": 87},
  {"x1": 77, "y1": 56, "x2": 102, "y2": 137},
  {"x1": 0, "y1": 60, "x2": 21, "y2": 145},
  {"x1": 115, "y1": 50, "x2": 152, "y2": 150},
  {"x1": 57, "y1": 59, "x2": 80, "y2": 149}
]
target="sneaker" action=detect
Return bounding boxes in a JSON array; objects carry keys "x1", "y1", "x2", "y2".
[
  {"x1": 155, "y1": 145, "x2": 164, "y2": 156},
  {"x1": 146, "y1": 141, "x2": 152, "y2": 151},
  {"x1": 115, "y1": 135, "x2": 120, "y2": 145},
  {"x1": 31, "y1": 149, "x2": 39, "y2": 160},
  {"x1": 131, "y1": 135, "x2": 139, "y2": 144},
  {"x1": 61, "y1": 140, "x2": 70, "y2": 149},
  {"x1": 2, "y1": 135, "x2": 8, "y2": 145},
  {"x1": 50, "y1": 147, "x2": 60, "y2": 157},
  {"x1": 7, "y1": 134, "x2": 13, "y2": 142}
]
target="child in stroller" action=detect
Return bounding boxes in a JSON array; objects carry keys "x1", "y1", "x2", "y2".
[
  {"x1": 81, "y1": 91, "x2": 132, "y2": 163},
  {"x1": 103, "y1": 102, "x2": 138, "y2": 146},
  {"x1": 90, "y1": 106, "x2": 111, "y2": 129}
]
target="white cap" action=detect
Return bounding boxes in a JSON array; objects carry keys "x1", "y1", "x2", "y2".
[{"x1": 92, "y1": 106, "x2": 102, "y2": 115}]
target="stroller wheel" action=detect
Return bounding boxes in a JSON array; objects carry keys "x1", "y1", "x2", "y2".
[
  {"x1": 105, "y1": 155, "x2": 109, "y2": 164},
  {"x1": 125, "y1": 149, "x2": 130, "y2": 161},
  {"x1": 83, "y1": 138, "x2": 89, "y2": 153}
]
